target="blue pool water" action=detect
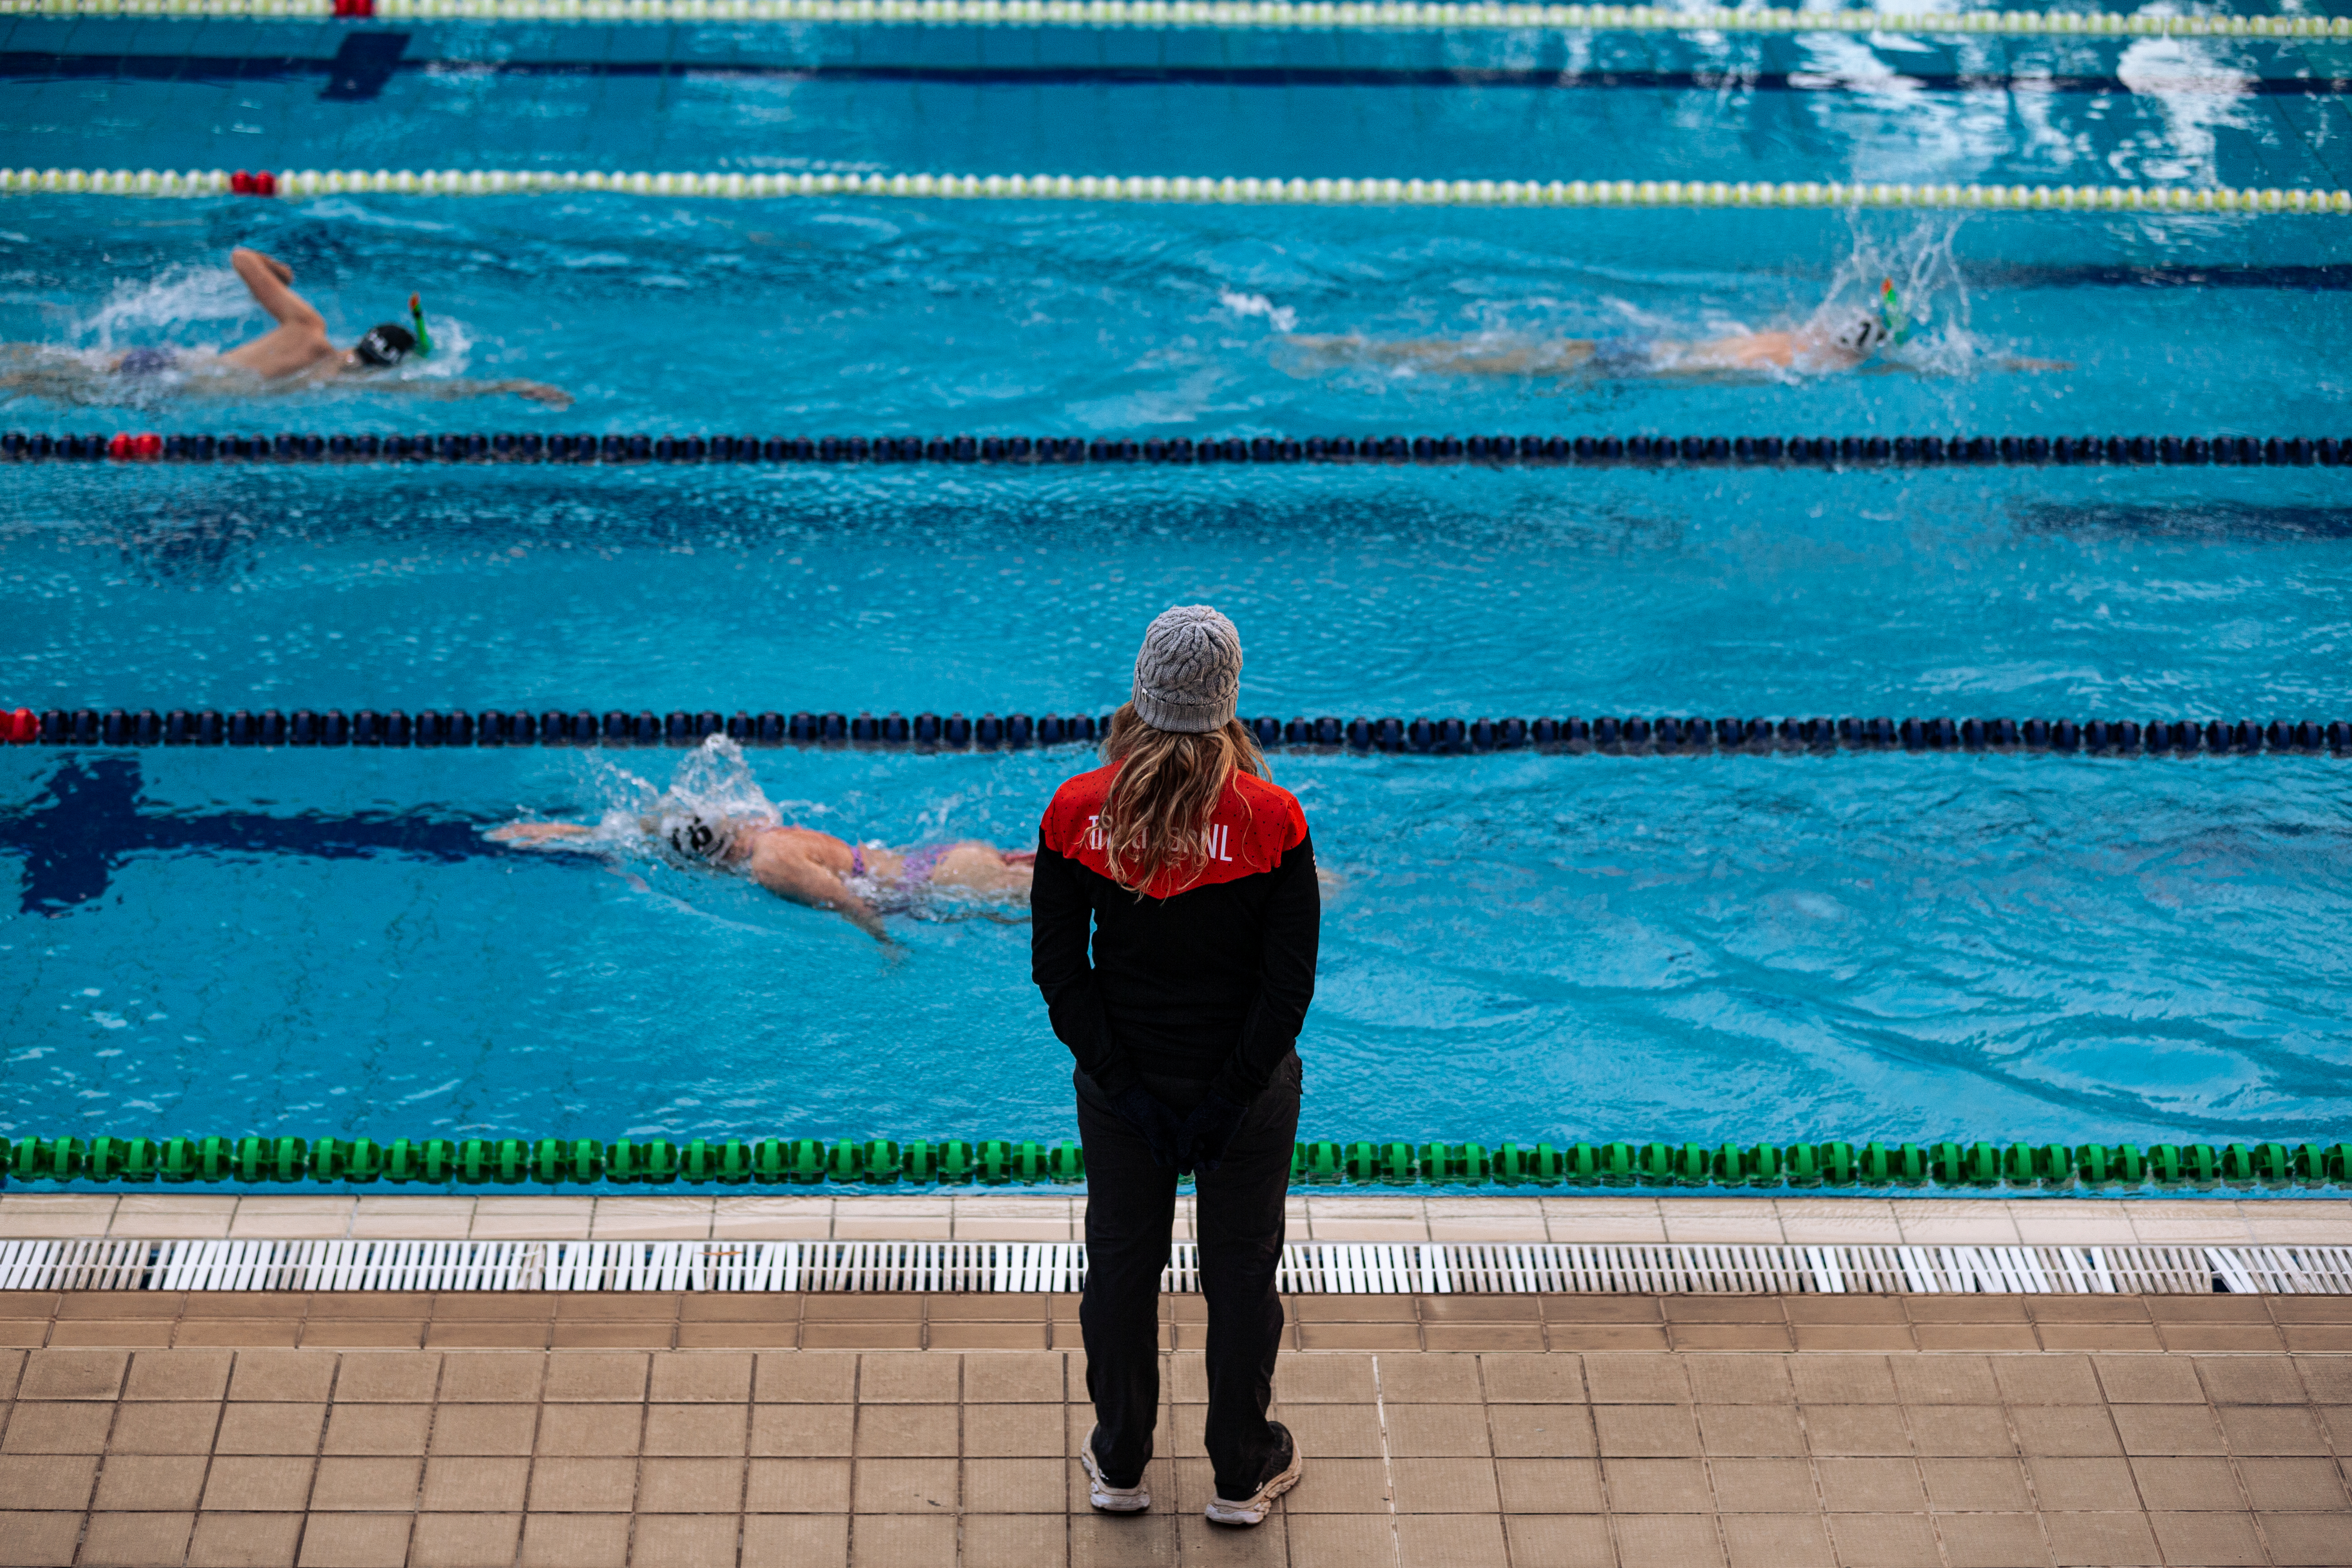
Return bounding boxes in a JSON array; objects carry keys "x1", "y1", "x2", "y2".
[{"x1": 3, "y1": 13, "x2": 2350, "y2": 1171}]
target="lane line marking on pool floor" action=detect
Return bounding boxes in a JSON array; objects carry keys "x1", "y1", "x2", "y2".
[
  {"x1": 9, "y1": 0, "x2": 2350, "y2": 42},
  {"x1": 4, "y1": 1238, "x2": 2348, "y2": 1293},
  {"x1": 10, "y1": 165, "x2": 2349, "y2": 214}
]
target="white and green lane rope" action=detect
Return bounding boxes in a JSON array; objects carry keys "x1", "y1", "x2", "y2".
[
  {"x1": 8, "y1": 164, "x2": 2350, "y2": 213},
  {"x1": 5, "y1": 0, "x2": 2349, "y2": 39}
]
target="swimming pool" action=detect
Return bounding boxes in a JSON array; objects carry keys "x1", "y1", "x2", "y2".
[{"x1": 4, "y1": 8, "x2": 2350, "y2": 1185}]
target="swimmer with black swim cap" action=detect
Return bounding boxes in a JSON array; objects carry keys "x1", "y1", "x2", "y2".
[
  {"x1": 216, "y1": 247, "x2": 432, "y2": 381},
  {"x1": 0, "y1": 249, "x2": 572, "y2": 407},
  {"x1": 349, "y1": 321, "x2": 417, "y2": 369},
  {"x1": 1284, "y1": 276, "x2": 2065, "y2": 380},
  {"x1": 345, "y1": 291, "x2": 433, "y2": 370}
]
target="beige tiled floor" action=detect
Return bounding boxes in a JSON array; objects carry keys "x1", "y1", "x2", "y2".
[
  {"x1": 6, "y1": 1193, "x2": 2345, "y2": 1246},
  {"x1": 0, "y1": 1293, "x2": 2346, "y2": 1567},
  {"x1": 5, "y1": 1288, "x2": 2349, "y2": 1360}
]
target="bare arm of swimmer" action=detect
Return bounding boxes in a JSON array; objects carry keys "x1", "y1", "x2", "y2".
[
  {"x1": 740, "y1": 835, "x2": 887, "y2": 940},
  {"x1": 0, "y1": 345, "x2": 110, "y2": 398},
  {"x1": 220, "y1": 249, "x2": 342, "y2": 379},
  {"x1": 1280, "y1": 334, "x2": 1600, "y2": 377},
  {"x1": 493, "y1": 820, "x2": 888, "y2": 937},
  {"x1": 372, "y1": 376, "x2": 576, "y2": 409}
]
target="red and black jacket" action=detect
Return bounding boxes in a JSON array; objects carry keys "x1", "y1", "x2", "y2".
[{"x1": 1030, "y1": 761, "x2": 1319, "y2": 1105}]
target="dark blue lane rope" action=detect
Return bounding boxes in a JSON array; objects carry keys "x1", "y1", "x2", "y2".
[
  {"x1": 6, "y1": 707, "x2": 2347, "y2": 756},
  {"x1": 11, "y1": 431, "x2": 2350, "y2": 467}
]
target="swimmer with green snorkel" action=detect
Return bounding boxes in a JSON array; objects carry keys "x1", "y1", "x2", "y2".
[
  {"x1": 0, "y1": 248, "x2": 574, "y2": 407},
  {"x1": 1284, "y1": 279, "x2": 2068, "y2": 380}
]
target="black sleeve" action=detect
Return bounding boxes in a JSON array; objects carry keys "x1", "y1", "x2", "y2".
[
  {"x1": 1209, "y1": 830, "x2": 1321, "y2": 1105},
  {"x1": 1029, "y1": 842, "x2": 1143, "y2": 1098}
]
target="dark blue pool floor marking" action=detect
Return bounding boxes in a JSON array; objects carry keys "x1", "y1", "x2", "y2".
[
  {"x1": 0, "y1": 757, "x2": 496, "y2": 916},
  {"x1": 5, "y1": 50, "x2": 2351, "y2": 97},
  {"x1": 320, "y1": 30, "x2": 409, "y2": 102}
]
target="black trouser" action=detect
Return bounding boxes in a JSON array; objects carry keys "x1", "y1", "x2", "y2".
[{"x1": 1075, "y1": 1053, "x2": 1302, "y2": 1501}]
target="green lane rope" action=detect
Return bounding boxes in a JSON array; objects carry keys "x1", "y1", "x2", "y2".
[
  {"x1": 4, "y1": 1134, "x2": 2345, "y2": 1190},
  {"x1": 14, "y1": 165, "x2": 2350, "y2": 215},
  {"x1": 10, "y1": 0, "x2": 2349, "y2": 39}
]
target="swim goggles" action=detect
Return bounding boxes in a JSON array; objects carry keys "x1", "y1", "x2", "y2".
[
  {"x1": 646, "y1": 811, "x2": 736, "y2": 867},
  {"x1": 351, "y1": 325, "x2": 412, "y2": 367}
]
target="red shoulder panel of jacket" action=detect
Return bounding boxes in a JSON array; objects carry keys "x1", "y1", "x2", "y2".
[{"x1": 1040, "y1": 762, "x2": 1308, "y2": 899}]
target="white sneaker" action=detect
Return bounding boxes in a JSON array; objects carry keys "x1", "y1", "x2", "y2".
[
  {"x1": 1205, "y1": 1423, "x2": 1303, "y2": 1527},
  {"x1": 1082, "y1": 1424, "x2": 1151, "y2": 1513}
]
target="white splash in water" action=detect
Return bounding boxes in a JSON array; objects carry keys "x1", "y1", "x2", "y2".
[
  {"x1": 578, "y1": 735, "x2": 784, "y2": 856},
  {"x1": 1807, "y1": 216, "x2": 1983, "y2": 377},
  {"x1": 1220, "y1": 289, "x2": 1298, "y2": 333},
  {"x1": 73, "y1": 264, "x2": 255, "y2": 353}
]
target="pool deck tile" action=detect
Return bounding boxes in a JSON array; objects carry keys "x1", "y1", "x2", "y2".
[
  {"x1": 1659, "y1": 1199, "x2": 1787, "y2": 1244},
  {"x1": 951, "y1": 1196, "x2": 1079, "y2": 1242},
  {"x1": 0, "y1": 1195, "x2": 122, "y2": 1237},
  {"x1": 1888, "y1": 1199, "x2": 2025, "y2": 1245},
  {"x1": 2244, "y1": 1202, "x2": 2352, "y2": 1243},
  {"x1": 3, "y1": 1291, "x2": 2347, "y2": 1565},
  {"x1": 832, "y1": 1198, "x2": 957, "y2": 1241},
  {"x1": 588, "y1": 1198, "x2": 716, "y2": 1240},
  {"x1": 2009, "y1": 1201, "x2": 2139, "y2": 1245},
  {"x1": 2127, "y1": 1202, "x2": 2260, "y2": 1245},
  {"x1": 710, "y1": 1197, "x2": 835, "y2": 1240},
  {"x1": 1539, "y1": 1197, "x2": 1673, "y2": 1244},
  {"x1": 346, "y1": 1198, "x2": 477, "y2": 1240},
  {"x1": 1426, "y1": 1199, "x2": 1549, "y2": 1244},
  {"x1": 1300, "y1": 1196, "x2": 1431, "y2": 1242},
  {"x1": 470, "y1": 1198, "x2": 597, "y2": 1240},
  {"x1": 224, "y1": 1197, "x2": 358, "y2": 1240},
  {"x1": 105, "y1": 1196, "x2": 235, "y2": 1239},
  {"x1": 1768, "y1": 1200, "x2": 1905, "y2": 1245}
]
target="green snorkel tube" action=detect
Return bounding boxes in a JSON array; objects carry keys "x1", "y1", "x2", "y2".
[
  {"x1": 1877, "y1": 277, "x2": 1911, "y2": 347},
  {"x1": 408, "y1": 291, "x2": 432, "y2": 358}
]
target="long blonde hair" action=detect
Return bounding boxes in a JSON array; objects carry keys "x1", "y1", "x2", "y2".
[{"x1": 1096, "y1": 702, "x2": 1268, "y2": 895}]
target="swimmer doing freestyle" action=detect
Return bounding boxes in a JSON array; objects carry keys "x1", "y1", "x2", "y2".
[
  {"x1": 0, "y1": 248, "x2": 572, "y2": 407},
  {"x1": 1284, "y1": 279, "x2": 2066, "y2": 380},
  {"x1": 490, "y1": 809, "x2": 1035, "y2": 941}
]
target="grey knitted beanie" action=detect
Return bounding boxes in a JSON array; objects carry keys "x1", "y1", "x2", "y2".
[{"x1": 1131, "y1": 605, "x2": 1243, "y2": 734}]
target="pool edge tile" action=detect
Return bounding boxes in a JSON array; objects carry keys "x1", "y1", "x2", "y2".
[
  {"x1": 2, "y1": 1195, "x2": 123, "y2": 1238},
  {"x1": 348, "y1": 1197, "x2": 477, "y2": 1239},
  {"x1": 470, "y1": 1198, "x2": 596, "y2": 1240},
  {"x1": 588, "y1": 1197, "x2": 716, "y2": 1240},
  {"x1": 103, "y1": 1196, "x2": 227, "y2": 1240}
]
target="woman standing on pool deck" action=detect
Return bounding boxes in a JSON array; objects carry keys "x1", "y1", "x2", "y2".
[{"x1": 1031, "y1": 605, "x2": 1319, "y2": 1529}]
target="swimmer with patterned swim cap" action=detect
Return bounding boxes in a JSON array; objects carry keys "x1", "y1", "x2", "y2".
[
  {"x1": 489, "y1": 808, "x2": 1034, "y2": 941},
  {"x1": 1283, "y1": 279, "x2": 2067, "y2": 379},
  {"x1": 0, "y1": 248, "x2": 573, "y2": 407}
]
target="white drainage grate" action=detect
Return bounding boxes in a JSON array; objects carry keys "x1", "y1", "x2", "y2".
[{"x1": 3, "y1": 1238, "x2": 2347, "y2": 1294}]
